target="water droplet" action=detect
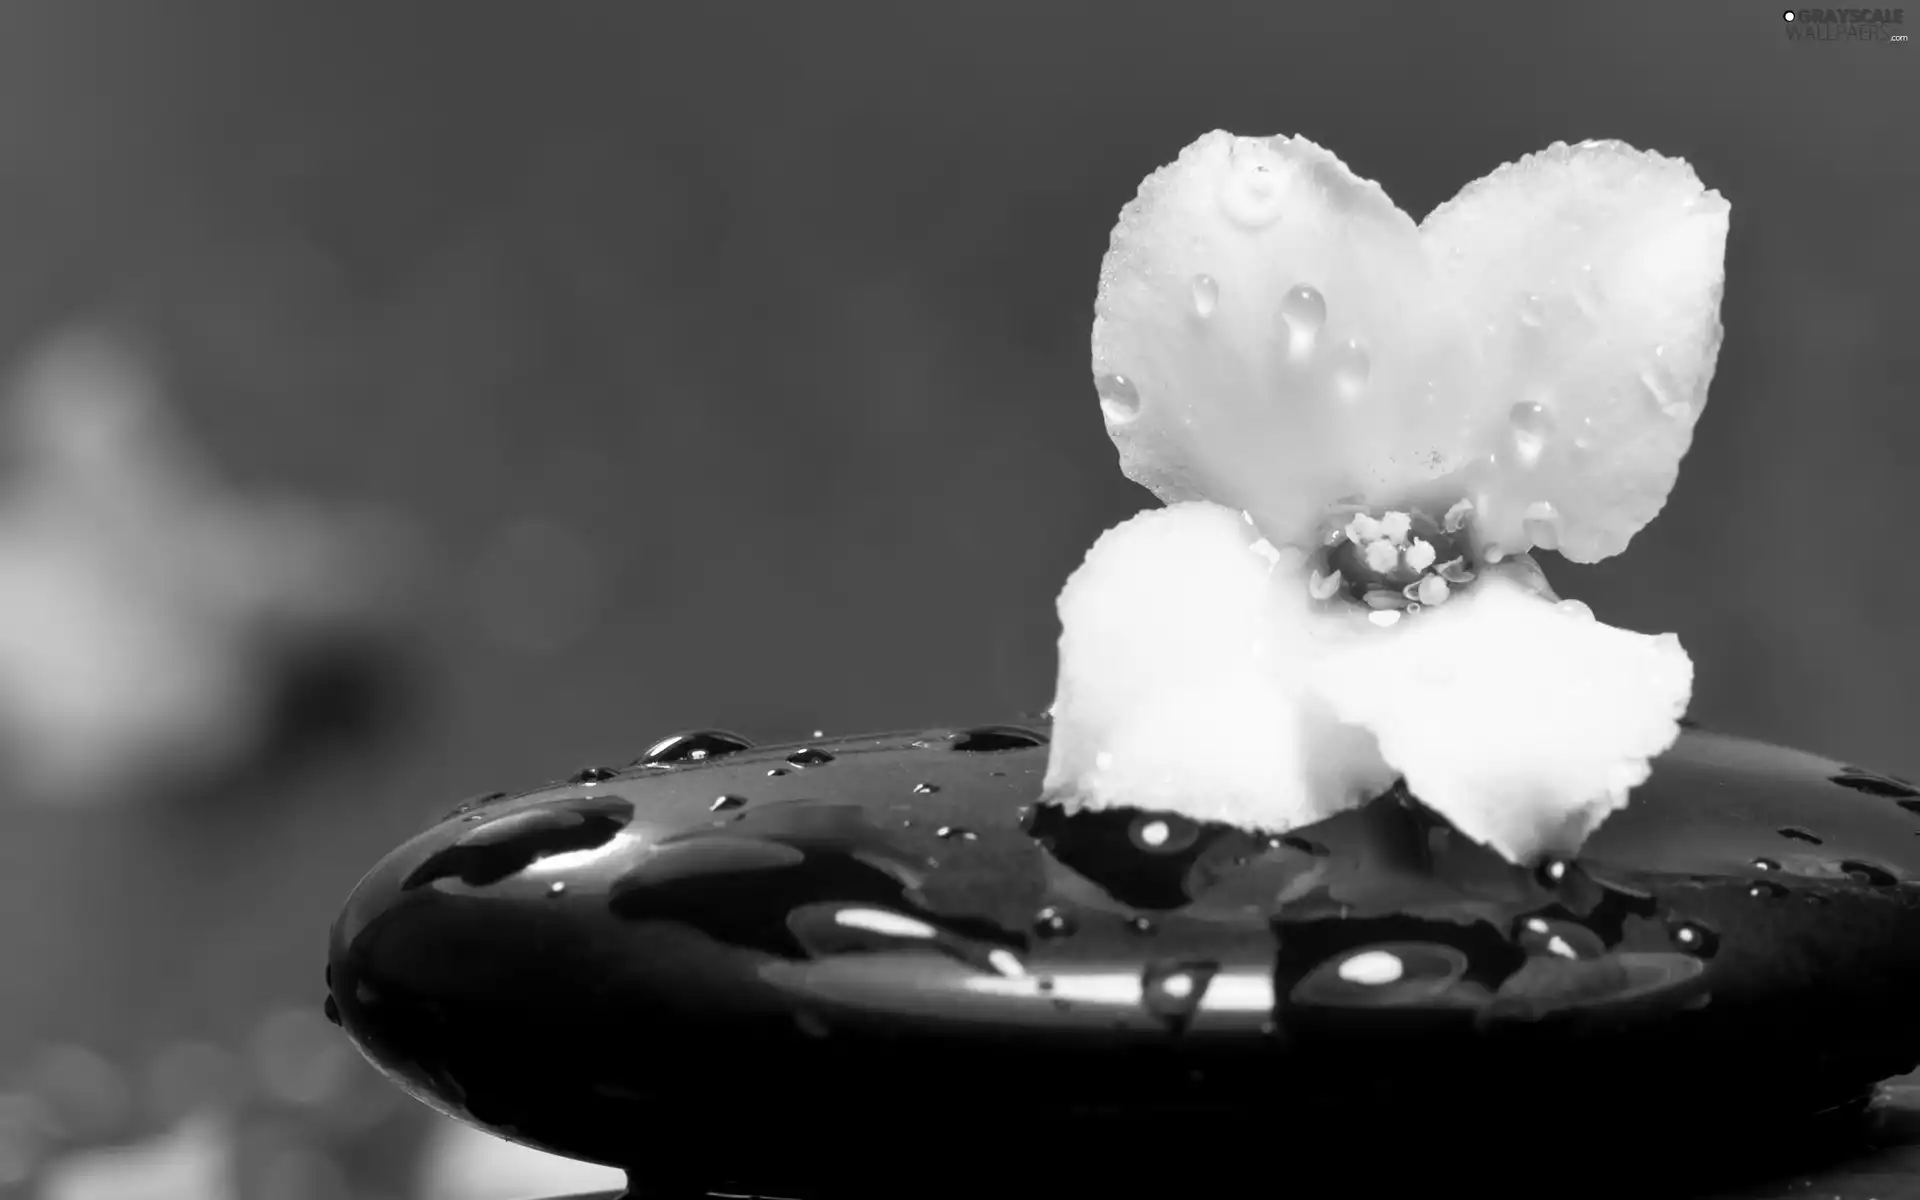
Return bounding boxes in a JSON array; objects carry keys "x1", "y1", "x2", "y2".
[
  {"x1": 1748, "y1": 880, "x2": 1788, "y2": 899},
  {"x1": 1281, "y1": 284, "x2": 1325, "y2": 360},
  {"x1": 1138, "y1": 820, "x2": 1170, "y2": 847},
  {"x1": 1336, "y1": 950, "x2": 1404, "y2": 985},
  {"x1": 710, "y1": 794, "x2": 747, "y2": 812},
  {"x1": 441, "y1": 791, "x2": 509, "y2": 820},
  {"x1": 1536, "y1": 858, "x2": 1570, "y2": 886},
  {"x1": 1127, "y1": 916, "x2": 1157, "y2": 935},
  {"x1": 571, "y1": 766, "x2": 617, "y2": 784},
  {"x1": 1141, "y1": 961, "x2": 1219, "y2": 1029},
  {"x1": 404, "y1": 795, "x2": 634, "y2": 890},
  {"x1": 785, "y1": 747, "x2": 835, "y2": 767},
  {"x1": 1555, "y1": 599, "x2": 1594, "y2": 620},
  {"x1": 767, "y1": 768, "x2": 788, "y2": 777},
  {"x1": 1752, "y1": 857, "x2": 1780, "y2": 871},
  {"x1": 1096, "y1": 373, "x2": 1140, "y2": 423},
  {"x1": 1273, "y1": 834, "x2": 1330, "y2": 857},
  {"x1": 1033, "y1": 906, "x2": 1076, "y2": 938},
  {"x1": 1330, "y1": 339, "x2": 1370, "y2": 399},
  {"x1": 951, "y1": 725, "x2": 1047, "y2": 752},
  {"x1": 1841, "y1": 860, "x2": 1899, "y2": 887},
  {"x1": 637, "y1": 730, "x2": 754, "y2": 766},
  {"x1": 811, "y1": 729, "x2": 825, "y2": 738},
  {"x1": 911, "y1": 782, "x2": 939, "y2": 795},
  {"x1": 1832, "y1": 770, "x2": 1920, "y2": 798},
  {"x1": 547, "y1": 881, "x2": 567, "y2": 897},
  {"x1": 1508, "y1": 401, "x2": 1552, "y2": 468},
  {"x1": 935, "y1": 825, "x2": 977, "y2": 841},
  {"x1": 1519, "y1": 293, "x2": 1545, "y2": 327},
  {"x1": 1514, "y1": 914, "x2": 1603, "y2": 960},
  {"x1": 1779, "y1": 826, "x2": 1823, "y2": 845},
  {"x1": 1667, "y1": 918, "x2": 1720, "y2": 958},
  {"x1": 1190, "y1": 274, "x2": 1218, "y2": 317}
]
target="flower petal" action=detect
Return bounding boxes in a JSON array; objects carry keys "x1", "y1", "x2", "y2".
[
  {"x1": 1423, "y1": 140, "x2": 1729, "y2": 563},
  {"x1": 1091, "y1": 133, "x2": 1478, "y2": 549},
  {"x1": 1312, "y1": 578, "x2": 1693, "y2": 862},
  {"x1": 1043, "y1": 502, "x2": 1394, "y2": 828}
]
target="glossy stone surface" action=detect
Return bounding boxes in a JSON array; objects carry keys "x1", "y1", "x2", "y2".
[{"x1": 330, "y1": 725, "x2": 1920, "y2": 1198}]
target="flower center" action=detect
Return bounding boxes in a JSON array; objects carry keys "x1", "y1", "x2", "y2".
[{"x1": 1305, "y1": 499, "x2": 1481, "y2": 623}]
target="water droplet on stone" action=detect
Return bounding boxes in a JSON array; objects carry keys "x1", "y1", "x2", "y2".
[
  {"x1": 1141, "y1": 961, "x2": 1219, "y2": 1029},
  {"x1": 1033, "y1": 906, "x2": 1076, "y2": 938},
  {"x1": 911, "y1": 782, "x2": 939, "y2": 795},
  {"x1": 1752, "y1": 857, "x2": 1780, "y2": 871},
  {"x1": 547, "y1": 881, "x2": 567, "y2": 897},
  {"x1": 1337, "y1": 950, "x2": 1405, "y2": 985},
  {"x1": 1330, "y1": 339, "x2": 1370, "y2": 399},
  {"x1": 785, "y1": 747, "x2": 835, "y2": 767},
  {"x1": 1779, "y1": 826, "x2": 1823, "y2": 845},
  {"x1": 1096, "y1": 373, "x2": 1140, "y2": 423},
  {"x1": 1667, "y1": 918, "x2": 1720, "y2": 958},
  {"x1": 405, "y1": 795, "x2": 634, "y2": 890},
  {"x1": 571, "y1": 766, "x2": 617, "y2": 784},
  {"x1": 638, "y1": 730, "x2": 754, "y2": 766},
  {"x1": 951, "y1": 725, "x2": 1047, "y2": 752},
  {"x1": 935, "y1": 825, "x2": 977, "y2": 841},
  {"x1": 1841, "y1": 860, "x2": 1899, "y2": 887},
  {"x1": 1749, "y1": 880, "x2": 1787, "y2": 899},
  {"x1": 1127, "y1": 916, "x2": 1156, "y2": 935},
  {"x1": 1190, "y1": 274, "x2": 1218, "y2": 317},
  {"x1": 710, "y1": 794, "x2": 746, "y2": 812}
]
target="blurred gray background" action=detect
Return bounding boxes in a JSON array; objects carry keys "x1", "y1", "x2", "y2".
[{"x1": 0, "y1": 0, "x2": 1910, "y2": 1195}]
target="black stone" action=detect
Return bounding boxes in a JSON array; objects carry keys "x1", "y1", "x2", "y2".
[{"x1": 330, "y1": 725, "x2": 1920, "y2": 1198}]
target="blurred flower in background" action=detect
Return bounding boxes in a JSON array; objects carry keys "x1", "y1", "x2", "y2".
[{"x1": 0, "y1": 323, "x2": 422, "y2": 806}]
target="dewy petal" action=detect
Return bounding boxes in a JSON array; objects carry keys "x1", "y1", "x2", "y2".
[
  {"x1": 1091, "y1": 132, "x2": 1478, "y2": 549},
  {"x1": 1311, "y1": 578, "x2": 1692, "y2": 863},
  {"x1": 1044, "y1": 502, "x2": 1394, "y2": 829},
  {"x1": 1424, "y1": 140, "x2": 1728, "y2": 563},
  {"x1": 1091, "y1": 133, "x2": 1727, "y2": 563}
]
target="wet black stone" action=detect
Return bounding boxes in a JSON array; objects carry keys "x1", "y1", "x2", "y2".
[
  {"x1": 329, "y1": 725, "x2": 1920, "y2": 1196},
  {"x1": 402, "y1": 795, "x2": 633, "y2": 889}
]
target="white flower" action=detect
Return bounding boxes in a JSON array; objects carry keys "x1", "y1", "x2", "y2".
[{"x1": 1049, "y1": 131, "x2": 1728, "y2": 864}]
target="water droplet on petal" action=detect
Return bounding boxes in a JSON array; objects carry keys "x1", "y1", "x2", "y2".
[
  {"x1": 1096, "y1": 373, "x2": 1140, "y2": 423},
  {"x1": 1555, "y1": 599, "x2": 1594, "y2": 621},
  {"x1": 1190, "y1": 274, "x2": 1218, "y2": 317},
  {"x1": 1280, "y1": 285, "x2": 1325, "y2": 361},
  {"x1": 1330, "y1": 339, "x2": 1370, "y2": 399},
  {"x1": 1508, "y1": 401, "x2": 1552, "y2": 468}
]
